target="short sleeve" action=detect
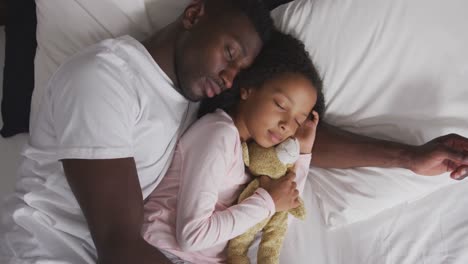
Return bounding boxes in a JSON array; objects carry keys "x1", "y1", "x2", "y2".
[{"x1": 49, "y1": 49, "x2": 137, "y2": 160}]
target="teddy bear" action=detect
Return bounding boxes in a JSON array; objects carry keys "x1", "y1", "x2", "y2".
[{"x1": 227, "y1": 137, "x2": 306, "y2": 264}]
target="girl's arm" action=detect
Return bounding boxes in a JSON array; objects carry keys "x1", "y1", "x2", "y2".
[
  {"x1": 294, "y1": 111, "x2": 317, "y2": 193},
  {"x1": 175, "y1": 123, "x2": 276, "y2": 252},
  {"x1": 294, "y1": 154, "x2": 313, "y2": 195}
]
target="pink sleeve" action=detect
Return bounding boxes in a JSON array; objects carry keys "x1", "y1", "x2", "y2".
[
  {"x1": 175, "y1": 123, "x2": 275, "y2": 252},
  {"x1": 285, "y1": 154, "x2": 312, "y2": 226},
  {"x1": 295, "y1": 154, "x2": 312, "y2": 195}
]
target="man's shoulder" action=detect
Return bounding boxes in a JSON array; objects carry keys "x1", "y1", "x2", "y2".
[
  {"x1": 46, "y1": 38, "x2": 141, "y2": 116},
  {"x1": 56, "y1": 36, "x2": 144, "y2": 76}
]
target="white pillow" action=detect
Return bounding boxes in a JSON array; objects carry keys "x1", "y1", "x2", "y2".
[
  {"x1": 272, "y1": 0, "x2": 468, "y2": 228},
  {"x1": 32, "y1": 0, "x2": 190, "y2": 125}
]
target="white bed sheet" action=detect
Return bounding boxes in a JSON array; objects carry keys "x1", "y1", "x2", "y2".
[
  {"x1": 279, "y1": 178, "x2": 468, "y2": 264},
  {"x1": 264, "y1": 174, "x2": 468, "y2": 264},
  {"x1": 326, "y1": 181, "x2": 468, "y2": 264}
]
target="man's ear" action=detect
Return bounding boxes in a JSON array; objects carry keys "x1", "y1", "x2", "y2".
[{"x1": 181, "y1": 1, "x2": 205, "y2": 30}]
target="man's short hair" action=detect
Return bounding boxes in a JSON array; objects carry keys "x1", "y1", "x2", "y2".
[
  {"x1": 207, "y1": 0, "x2": 274, "y2": 44},
  {"x1": 231, "y1": 0, "x2": 274, "y2": 44}
]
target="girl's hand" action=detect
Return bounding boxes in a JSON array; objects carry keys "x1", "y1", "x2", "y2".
[
  {"x1": 259, "y1": 170, "x2": 300, "y2": 212},
  {"x1": 295, "y1": 111, "x2": 319, "y2": 154}
]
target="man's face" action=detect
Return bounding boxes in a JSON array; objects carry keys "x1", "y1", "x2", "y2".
[{"x1": 175, "y1": 9, "x2": 263, "y2": 102}]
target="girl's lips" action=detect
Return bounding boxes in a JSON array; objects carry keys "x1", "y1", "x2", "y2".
[{"x1": 268, "y1": 130, "x2": 283, "y2": 144}]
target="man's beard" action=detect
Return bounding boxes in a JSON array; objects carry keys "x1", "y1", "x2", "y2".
[{"x1": 174, "y1": 48, "x2": 202, "y2": 102}]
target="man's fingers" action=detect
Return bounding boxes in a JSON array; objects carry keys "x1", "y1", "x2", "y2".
[
  {"x1": 441, "y1": 146, "x2": 468, "y2": 164},
  {"x1": 444, "y1": 160, "x2": 459, "y2": 172},
  {"x1": 450, "y1": 165, "x2": 468, "y2": 180},
  {"x1": 451, "y1": 134, "x2": 468, "y2": 149},
  {"x1": 443, "y1": 133, "x2": 468, "y2": 150}
]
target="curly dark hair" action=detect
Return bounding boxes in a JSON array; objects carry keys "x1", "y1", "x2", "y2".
[
  {"x1": 198, "y1": 30, "x2": 326, "y2": 119},
  {"x1": 205, "y1": 0, "x2": 274, "y2": 44}
]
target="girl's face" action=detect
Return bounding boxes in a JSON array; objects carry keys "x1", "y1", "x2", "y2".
[{"x1": 236, "y1": 72, "x2": 318, "y2": 148}]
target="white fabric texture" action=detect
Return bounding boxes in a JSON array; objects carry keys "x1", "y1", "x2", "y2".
[
  {"x1": 272, "y1": 0, "x2": 468, "y2": 229},
  {"x1": 31, "y1": 0, "x2": 190, "y2": 126},
  {"x1": 1, "y1": 35, "x2": 196, "y2": 263},
  {"x1": 276, "y1": 176, "x2": 468, "y2": 264}
]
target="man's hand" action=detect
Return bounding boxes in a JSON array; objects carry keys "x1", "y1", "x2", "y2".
[
  {"x1": 405, "y1": 134, "x2": 468, "y2": 180},
  {"x1": 295, "y1": 111, "x2": 319, "y2": 154}
]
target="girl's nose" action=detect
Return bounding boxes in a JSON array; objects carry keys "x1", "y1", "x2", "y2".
[{"x1": 279, "y1": 118, "x2": 293, "y2": 133}]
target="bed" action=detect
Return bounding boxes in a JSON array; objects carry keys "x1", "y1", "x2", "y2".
[{"x1": 1, "y1": 0, "x2": 467, "y2": 263}]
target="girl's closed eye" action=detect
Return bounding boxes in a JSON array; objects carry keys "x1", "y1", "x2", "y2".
[
  {"x1": 274, "y1": 100, "x2": 286, "y2": 110},
  {"x1": 295, "y1": 115, "x2": 308, "y2": 127}
]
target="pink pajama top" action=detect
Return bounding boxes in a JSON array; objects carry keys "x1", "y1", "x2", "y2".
[{"x1": 142, "y1": 109, "x2": 311, "y2": 264}]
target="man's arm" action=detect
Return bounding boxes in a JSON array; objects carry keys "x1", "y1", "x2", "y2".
[
  {"x1": 62, "y1": 158, "x2": 172, "y2": 264},
  {"x1": 312, "y1": 122, "x2": 468, "y2": 180}
]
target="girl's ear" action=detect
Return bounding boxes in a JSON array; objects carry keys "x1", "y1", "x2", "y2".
[{"x1": 240, "y1": 86, "x2": 254, "y2": 100}]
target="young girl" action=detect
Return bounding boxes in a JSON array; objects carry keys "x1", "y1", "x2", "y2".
[{"x1": 141, "y1": 31, "x2": 325, "y2": 264}]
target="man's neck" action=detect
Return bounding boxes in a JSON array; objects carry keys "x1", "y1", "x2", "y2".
[{"x1": 142, "y1": 22, "x2": 180, "y2": 87}]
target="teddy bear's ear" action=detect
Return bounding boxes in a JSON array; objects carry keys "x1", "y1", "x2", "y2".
[
  {"x1": 241, "y1": 142, "x2": 250, "y2": 167},
  {"x1": 275, "y1": 137, "x2": 300, "y2": 165}
]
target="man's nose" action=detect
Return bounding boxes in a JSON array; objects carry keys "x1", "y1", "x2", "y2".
[{"x1": 220, "y1": 65, "x2": 240, "y2": 89}]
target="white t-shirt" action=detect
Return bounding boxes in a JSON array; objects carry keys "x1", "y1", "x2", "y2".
[{"x1": 0, "y1": 35, "x2": 197, "y2": 263}]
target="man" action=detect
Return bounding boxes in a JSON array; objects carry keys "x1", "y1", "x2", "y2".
[
  {"x1": 1, "y1": 1, "x2": 467, "y2": 264},
  {"x1": 1, "y1": 1, "x2": 273, "y2": 263}
]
